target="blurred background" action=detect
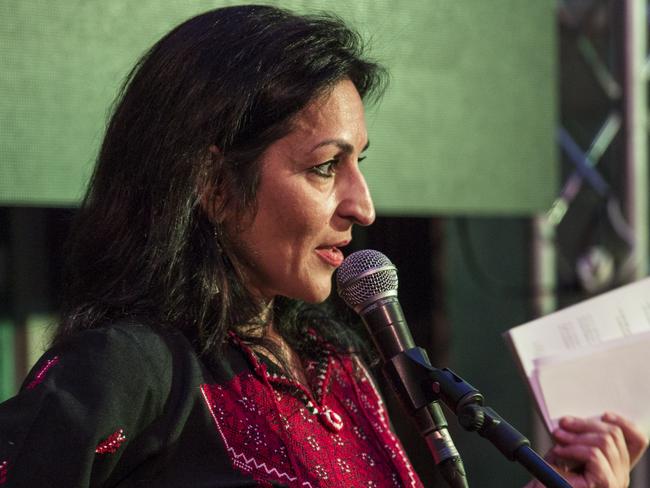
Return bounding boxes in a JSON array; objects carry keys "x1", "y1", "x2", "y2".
[{"x1": 1, "y1": 0, "x2": 648, "y2": 486}]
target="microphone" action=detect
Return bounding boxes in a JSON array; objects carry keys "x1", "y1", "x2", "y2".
[{"x1": 337, "y1": 249, "x2": 468, "y2": 488}]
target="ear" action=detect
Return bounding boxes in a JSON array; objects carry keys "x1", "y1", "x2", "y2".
[{"x1": 198, "y1": 145, "x2": 228, "y2": 223}]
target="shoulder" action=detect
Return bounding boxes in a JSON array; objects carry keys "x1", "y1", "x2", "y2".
[
  {"x1": 54, "y1": 321, "x2": 173, "y2": 355},
  {"x1": 1, "y1": 324, "x2": 208, "y2": 487},
  {"x1": 43, "y1": 323, "x2": 174, "y2": 379},
  {"x1": 23, "y1": 322, "x2": 203, "y2": 403}
]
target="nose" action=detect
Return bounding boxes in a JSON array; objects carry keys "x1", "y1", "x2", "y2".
[{"x1": 337, "y1": 166, "x2": 376, "y2": 227}]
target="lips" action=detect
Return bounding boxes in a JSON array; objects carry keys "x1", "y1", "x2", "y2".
[{"x1": 315, "y1": 243, "x2": 347, "y2": 267}]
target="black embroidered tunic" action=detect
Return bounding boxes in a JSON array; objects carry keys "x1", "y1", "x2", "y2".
[{"x1": 0, "y1": 323, "x2": 423, "y2": 487}]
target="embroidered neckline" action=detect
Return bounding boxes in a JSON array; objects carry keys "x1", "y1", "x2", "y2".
[
  {"x1": 200, "y1": 349, "x2": 424, "y2": 486},
  {"x1": 229, "y1": 331, "x2": 344, "y2": 432}
]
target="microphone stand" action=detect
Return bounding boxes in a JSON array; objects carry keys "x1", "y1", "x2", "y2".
[{"x1": 384, "y1": 347, "x2": 573, "y2": 488}]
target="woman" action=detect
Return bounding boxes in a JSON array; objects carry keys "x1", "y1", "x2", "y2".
[{"x1": 0, "y1": 5, "x2": 646, "y2": 487}]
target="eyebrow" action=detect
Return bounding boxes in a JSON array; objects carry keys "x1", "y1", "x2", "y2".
[{"x1": 310, "y1": 139, "x2": 370, "y2": 154}]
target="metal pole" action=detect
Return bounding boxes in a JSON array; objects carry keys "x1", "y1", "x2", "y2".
[
  {"x1": 529, "y1": 215, "x2": 556, "y2": 455},
  {"x1": 623, "y1": 0, "x2": 648, "y2": 486},
  {"x1": 623, "y1": 0, "x2": 648, "y2": 281}
]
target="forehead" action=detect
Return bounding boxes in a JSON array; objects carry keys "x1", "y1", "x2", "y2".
[{"x1": 286, "y1": 79, "x2": 368, "y2": 150}]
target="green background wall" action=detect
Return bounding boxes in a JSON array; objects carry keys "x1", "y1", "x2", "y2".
[{"x1": 0, "y1": 0, "x2": 557, "y2": 213}]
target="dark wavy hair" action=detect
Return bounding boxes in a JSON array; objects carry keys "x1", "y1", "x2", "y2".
[{"x1": 53, "y1": 5, "x2": 387, "y2": 365}]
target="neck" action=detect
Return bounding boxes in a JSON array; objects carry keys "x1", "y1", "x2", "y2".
[{"x1": 235, "y1": 302, "x2": 310, "y2": 390}]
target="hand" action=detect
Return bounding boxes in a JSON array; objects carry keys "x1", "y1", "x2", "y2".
[
  {"x1": 601, "y1": 412, "x2": 649, "y2": 469},
  {"x1": 524, "y1": 413, "x2": 648, "y2": 488}
]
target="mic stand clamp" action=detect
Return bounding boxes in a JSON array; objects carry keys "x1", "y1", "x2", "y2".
[
  {"x1": 386, "y1": 348, "x2": 572, "y2": 488},
  {"x1": 383, "y1": 351, "x2": 468, "y2": 487}
]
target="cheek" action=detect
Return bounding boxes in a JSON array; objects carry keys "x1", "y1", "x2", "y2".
[
  {"x1": 268, "y1": 189, "x2": 333, "y2": 242},
  {"x1": 272, "y1": 204, "x2": 320, "y2": 252}
]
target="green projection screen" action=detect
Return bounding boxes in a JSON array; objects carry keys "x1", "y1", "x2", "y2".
[{"x1": 0, "y1": 1, "x2": 556, "y2": 215}]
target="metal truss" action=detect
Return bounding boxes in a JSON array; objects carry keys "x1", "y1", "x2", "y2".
[
  {"x1": 547, "y1": 0, "x2": 646, "y2": 292},
  {"x1": 532, "y1": 1, "x2": 648, "y2": 485}
]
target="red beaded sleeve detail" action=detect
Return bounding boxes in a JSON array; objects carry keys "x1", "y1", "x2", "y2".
[
  {"x1": 95, "y1": 429, "x2": 127, "y2": 454},
  {"x1": 26, "y1": 356, "x2": 59, "y2": 390},
  {"x1": 0, "y1": 460, "x2": 7, "y2": 484}
]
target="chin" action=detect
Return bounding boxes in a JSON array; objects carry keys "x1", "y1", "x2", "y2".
[{"x1": 294, "y1": 283, "x2": 333, "y2": 304}]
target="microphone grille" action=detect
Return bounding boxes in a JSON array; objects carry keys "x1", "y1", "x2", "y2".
[{"x1": 336, "y1": 249, "x2": 398, "y2": 309}]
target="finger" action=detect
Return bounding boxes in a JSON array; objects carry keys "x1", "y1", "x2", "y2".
[
  {"x1": 552, "y1": 430, "x2": 624, "y2": 466},
  {"x1": 552, "y1": 431, "x2": 626, "y2": 482},
  {"x1": 553, "y1": 444, "x2": 624, "y2": 488},
  {"x1": 558, "y1": 415, "x2": 617, "y2": 435},
  {"x1": 556, "y1": 416, "x2": 630, "y2": 467},
  {"x1": 553, "y1": 418, "x2": 631, "y2": 488},
  {"x1": 602, "y1": 412, "x2": 650, "y2": 468},
  {"x1": 554, "y1": 420, "x2": 628, "y2": 457}
]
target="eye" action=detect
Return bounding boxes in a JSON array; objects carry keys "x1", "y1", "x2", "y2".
[{"x1": 310, "y1": 158, "x2": 340, "y2": 178}]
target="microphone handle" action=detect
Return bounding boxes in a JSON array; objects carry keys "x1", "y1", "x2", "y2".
[
  {"x1": 417, "y1": 403, "x2": 469, "y2": 488},
  {"x1": 359, "y1": 297, "x2": 469, "y2": 488}
]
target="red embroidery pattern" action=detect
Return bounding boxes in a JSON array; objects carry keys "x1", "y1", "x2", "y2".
[
  {"x1": 201, "y1": 353, "x2": 423, "y2": 487},
  {"x1": 0, "y1": 460, "x2": 7, "y2": 484},
  {"x1": 95, "y1": 429, "x2": 127, "y2": 454},
  {"x1": 26, "y1": 356, "x2": 59, "y2": 390},
  {"x1": 352, "y1": 357, "x2": 419, "y2": 487}
]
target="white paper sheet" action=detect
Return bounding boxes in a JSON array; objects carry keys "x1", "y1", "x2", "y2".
[{"x1": 504, "y1": 277, "x2": 650, "y2": 434}]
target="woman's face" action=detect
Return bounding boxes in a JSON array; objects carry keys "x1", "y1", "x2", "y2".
[{"x1": 227, "y1": 79, "x2": 375, "y2": 303}]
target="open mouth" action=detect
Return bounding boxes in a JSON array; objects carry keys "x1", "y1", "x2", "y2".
[{"x1": 315, "y1": 246, "x2": 345, "y2": 267}]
